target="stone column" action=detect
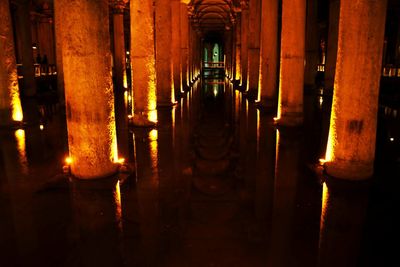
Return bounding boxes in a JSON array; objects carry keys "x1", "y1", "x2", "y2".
[
  {"x1": 257, "y1": 0, "x2": 278, "y2": 108},
  {"x1": 15, "y1": 0, "x2": 36, "y2": 97},
  {"x1": 234, "y1": 15, "x2": 241, "y2": 83},
  {"x1": 172, "y1": 0, "x2": 182, "y2": 96},
  {"x1": 324, "y1": 0, "x2": 340, "y2": 94},
  {"x1": 304, "y1": 0, "x2": 319, "y2": 88},
  {"x1": 180, "y1": 3, "x2": 189, "y2": 91},
  {"x1": 324, "y1": 0, "x2": 388, "y2": 180},
  {"x1": 55, "y1": 0, "x2": 118, "y2": 178},
  {"x1": 246, "y1": 0, "x2": 261, "y2": 99},
  {"x1": 0, "y1": 0, "x2": 24, "y2": 125},
  {"x1": 240, "y1": 1, "x2": 248, "y2": 89},
  {"x1": 54, "y1": 7, "x2": 65, "y2": 105},
  {"x1": 155, "y1": 0, "x2": 175, "y2": 106},
  {"x1": 130, "y1": 0, "x2": 158, "y2": 125},
  {"x1": 112, "y1": 0, "x2": 129, "y2": 160},
  {"x1": 276, "y1": 0, "x2": 306, "y2": 126}
]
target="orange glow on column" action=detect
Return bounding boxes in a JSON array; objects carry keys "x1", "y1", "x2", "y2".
[
  {"x1": 320, "y1": 182, "x2": 329, "y2": 231},
  {"x1": 324, "y1": 96, "x2": 338, "y2": 163},
  {"x1": 11, "y1": 89, "x2": 23, "y2": 122}
]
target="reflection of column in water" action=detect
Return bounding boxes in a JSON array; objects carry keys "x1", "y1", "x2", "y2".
[
  {"x1": 318, "y1": 180, "x2": 369, "y2": 267},
  {"x1": 254, "y1": 111, "x2": 276, "y2": 238},
  {"x1": 268, "y1": 129, "x2": 301, "y2": 266},
  {"x1": 132, "y1": 128, "x2": 160, "y2": 266},
  {"x1": 244, "y1": 102, "x2": 258, "y2": 195},
  {"x1": 71, "y1": 178, "x2": 123, "y2": 267},
  {"x1": 14, "y1": 129, "x2": 28, "y2": 174},
  {"x1": 0, "y1": 132, "x2": 37, "y2": 266}
]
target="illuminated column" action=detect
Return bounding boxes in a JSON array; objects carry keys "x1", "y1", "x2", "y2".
[
  {"x1": 180, "y1": 3, "x2": 189, "y2": 91},
  {"x1": 324, "y1": 0, "x2": 387, "y2": 180},
  {"x1": 172, "y1": 0, "x2": 182, "y2": 96},
  {"x1": 112, "y1": 0, "x2": 129, "y2": 159},
  {"x1": 225, "y1": 32, "x2": 232, "y2": 78},
  {"x1": 55, "y1": 0, "x2": 118, "y2": 178},
  {"x1": 155, "y1": 0, "x2": 175, "y2": 106},
  {"x1": 304, "y1": 0, "x2": 319, "y2": 88},
  {"x1": 240, "y1": 2, "x2": 248, "y2": 89},
  {"x1": 0, "y1": 0, "x2": 24, "y2": 125},
  {"x1": 276, "y1": 0, "x2": 306, "y2": 126},
  {"x1": 324, "y1": 0, "x2": 340, "y2": 93},
  {"x1": 14, "y1": 1, "x2": 36, "y2": 97},
  {"x1": 234, "y1": 15, "x2": 241, "y2": 82},
  {"x1": 246, "y1": 0, "x2": 261, "y2": 98},
  {"x1": 54, "y1": 8, "x2": 65, "y2": 105},
  {"x1": 257, "y1": 0, "x2": 278, "y2": 108},
  {"x1": 130, "y1": 0, "x2": 157, "y2": 125}
]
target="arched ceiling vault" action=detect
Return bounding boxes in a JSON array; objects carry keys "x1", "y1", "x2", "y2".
[{"x1": 188, "y1": 0, "x2": 243, "y2": 36}]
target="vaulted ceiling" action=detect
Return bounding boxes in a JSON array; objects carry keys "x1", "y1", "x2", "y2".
[{"x1": 188, "y1": 0, "x2": 242, "y2": 34}]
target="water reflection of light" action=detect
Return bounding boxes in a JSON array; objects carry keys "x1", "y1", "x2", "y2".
[
  {"x1": 213, "y1": 83, "x2": 218, "y2": 97},
  {"x1": 256, "y1": 109, "x2": 260, "y2": 155},
  {"x1": 274, "y1": 129, "x2": 280, "y2": 180},
  {"x1": 15, "y1": 129, "x2": 28, "y2": 174},
  {"x1": 319, "y1": 96, "x2": 323, "y2": 108},
  {"x1": 235, "y1": 90, "x2": 240, "y2": 119},
  {"x1": 149, "y1": 129, "x2": 159, "y2": 175},
  {"x1": 320, "y1": 182, "x2": 329, "y2": 232},
  {"x1": 115, "y1": 180, "x2": 123, "y2": 231}
]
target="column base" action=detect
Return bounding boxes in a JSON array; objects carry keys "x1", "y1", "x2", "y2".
[
  {"x1": 243, "y1": 89, "x2": 258, "y2": 102},
  {"x1": 157, "y1": 101, "x2": 178, "y2": 108},
  {"x1": 255, "y1": 98, "x2": 277, "y2": 113},
  {"x1": 324, "y1": 159, "x2": 374, "y2": 180},
  {"x1": 129, "y1": 113, "x2": 157, "y2": 127},
  {"x1": 274, "y1": 112, "x2": 303, "y2": 127}
]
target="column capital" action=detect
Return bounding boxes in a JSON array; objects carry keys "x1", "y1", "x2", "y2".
[
  {"x1": 240, "y1": 0, "x2": 249, "y2": 10},
  {"x1": 111, "y1": 0, "x2": 128, "y2": 14}
]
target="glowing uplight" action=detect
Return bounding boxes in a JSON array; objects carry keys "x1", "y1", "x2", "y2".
[
  {"x1": 65, "y1": 156, "x2": 73, "y2": 165},
  {"x1": 15, "y1": 129, "x2": 28, "y2": 174},
  {"x1": 115, "y1": 157, "x2": 125, "y2": 164},
  {"x1": 39, "y1": 124, "x2": 44, "y2": 130},
  {"x1": 148, "y1": 109, "x2": 158, "y2": 123},
  {"x1": 390, "y1": 137, "x2": 394, "y2": 142}
]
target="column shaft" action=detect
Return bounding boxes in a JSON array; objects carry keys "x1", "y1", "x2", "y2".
[
  {"x1": 131, "y1": 0, "x2": 157, "y2": 124},
  {"x1": 0, "y1": 0, "x2": 23, "y2": 125},
  {"x1": 304, "y1": 0, "x2": 319, "y2": 88},
  {"x1": 180, "y1": 3, "x2": 189, "y2": 91},
  {"x1": 171, "y1": 1, "x2": 182, "y2": 96},
  {"x1": 156, "y1": 0, "x2": 175, "y2": 105},
  {"x1": 112, "y1": 2, "x2": 129, "y2": 159},
  {"x1": 324, "y1": 0, "x2": 340, "y2": 93},
  {"x1": 277, "y1": 0, "x2": 306, "y2": 126},
  {"x1": 246, "y1": 0, "x2": 261, "y2": 97},
  {"x1": 15, "y1": 1, "x2": 36, "y2": 97},
  {"x1": 235, "y1": 16, "x2": 241, "y2": 82},
  {"x1": 325, "y1": 0, "x2": 387, "y2": 180},
  {"x1": 258, "y1": 0, "x2": 278, "y2": 107},
  {"x1": 240, "y1": 7, "x2": 248, "y2": 88},
  {"x1": 55, "y1": 0, "x2": 117, "y2": 178}
]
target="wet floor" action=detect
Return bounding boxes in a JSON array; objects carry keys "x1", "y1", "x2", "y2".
[{"x1": 0, "y1": 79, "x2": 399, "y2": 267}]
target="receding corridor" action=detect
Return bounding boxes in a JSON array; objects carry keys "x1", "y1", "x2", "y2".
[
  {"x1": 1, "y1": 78, "x2": 399, "y2": 266},
  {"x1": 1, "y1": 0, "x2": 400, "y2": 266}
]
